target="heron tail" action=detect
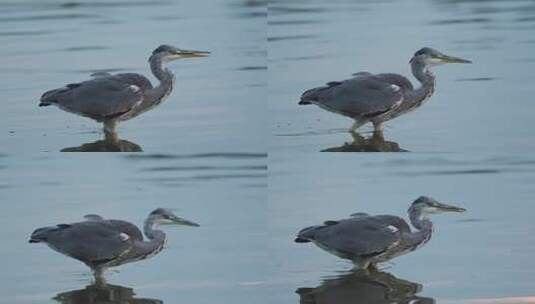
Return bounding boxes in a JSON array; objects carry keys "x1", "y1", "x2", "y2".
[
  {"x1": 295, "y1": 225, "x2": 323, "y2": 243},
  {"x1": 39, "y1": 83, "x2": 79, "y2": 107},
  {"x1": 29, "y1": 224, "x2": 71, "y2": 243},
  {"x1": 299, "y1": 88, "x2": 319, "y2": 105},
  {"x1": 39, "y1": 89, "x2": 62, "y2": 107},
  {"x1": 29, "y1": 227, "x2": 53, "y2": 243}
]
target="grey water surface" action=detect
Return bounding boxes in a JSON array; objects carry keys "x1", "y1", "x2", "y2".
[
  {"x1": 269, "y1": 0, "x2": 535, "y2": 153},
  {"x1": 0, "y1": 152, "x2": 267, "y2": 304},
  {"x1": 0, "y1": 0, "x2": 266, "y2": 153},
  {"x1": 268, "y1": 152, "x2": 535, "y2": 304}
]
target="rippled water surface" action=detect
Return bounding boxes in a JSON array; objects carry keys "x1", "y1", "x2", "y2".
[
  {"x1": 2, "y1": 0, "x2": 535, "y2": 303},
  {"x1": 0, "y1": 0, "x2": 266, "y2": 153},
  {"x1": 269, "y1": 0, "x2": 535, "y2": 152},
  {"x1": 0, "y1": 152, "x2": 267, "y2": 303},
  {"x1": 268, "y1": 152, "x2": 535, "y2": 303}
]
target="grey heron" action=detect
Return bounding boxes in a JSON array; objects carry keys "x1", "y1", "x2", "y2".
[
  {"x1": 295, "y1": 196, "x2": 465, "y2": 270},
  {"x1": 29, "y1": 208, "x2": 199, "y2": 283},
  {"x1": 39, "y1": 45, "x2": 209, "y2": 134},
  {"x1": 299, "y1": 47, "x2": 471, "y2": 135}
]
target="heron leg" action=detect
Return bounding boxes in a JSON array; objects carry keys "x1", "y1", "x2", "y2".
[
  {"x1": 367, "y1": 263, "x2": 379, "y2": 273},
  {"x1": 103, "y1": 120, "x2": 117, "y2": 136},
  {"x1": 350, "y1": 120, "x2": 366, "y2": 132},
  {"x1": 93, "y1": 268, "x2": 107, "y2": 287},
  {"x1": 103, "y1": 120, "x2": 119, "y2": 142},
  {"x1": 372, "y1": 121, "x2": 385, "y2": 137}
]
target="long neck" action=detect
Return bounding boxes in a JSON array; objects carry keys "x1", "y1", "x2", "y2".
[
  {"x1": 138, "y1": 216, "x2": 167, "y2": 256},
  {"x1": 409, "y1": 206, "x2": 433, "y2": 230},
  {"x1": 406, "y1": 207, "x2": 433, "y2": 248},
  {"x1": 406, "y1": 59, "x2": 436, "y2": 106},
  {"x1": 144, "y1": 54, "x2": 176, "y2": 107}
]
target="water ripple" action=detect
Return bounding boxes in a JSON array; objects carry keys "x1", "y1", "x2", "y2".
[
  {"x1": 125, "y1": 153, "x2": 267, "y2": 160},
  {"x1": 268, "y1": 34, "x2": 316, "y2": 42}
]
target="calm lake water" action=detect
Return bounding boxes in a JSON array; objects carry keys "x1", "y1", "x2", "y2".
[
  {"x1": 1, "y1": 0, "x2": 535, "y2": 304},
  {"x1": 0, "y1": 0, "x2": 266, "y2": 153},
  {"x1": 268, "y1": 152, "x2": 535, "y2": 304},
  {"x1": 269, "y1": 0, "x2": 535, "y2": 153},
  {"x1": 0, "y1": 153, "x2": 267, "y2": 304}
]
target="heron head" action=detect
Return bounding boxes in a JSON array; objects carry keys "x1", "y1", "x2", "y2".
[
  {"x1": 149, "y1": 208, "x2": 200, "y2": 227},
  {"x1": 151, "y1": 44, "x2": 210, "y2": 61},
  {"x1": 410, "y1": 47, "x2": 471, "y2": 66},
  {"x1": 410, "y1": 196, "x2": 466, "y2": 215}
]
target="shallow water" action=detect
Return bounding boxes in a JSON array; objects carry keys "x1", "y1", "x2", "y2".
[
  {"x1": 1, "y1": 0, "x2": 535, "y2": 303},
  {"x1": 0, "y1": 0, "x2": 266, "y2": 153},
  {"x1": 269, "y1": 0, "x2": 535, "y2": 153},
  {"x1": 0, "y1": 153, "x2": 267, "y2": 303},
  {"x1": 268, "y1": 152, "x2": 535, "y2": 303}
]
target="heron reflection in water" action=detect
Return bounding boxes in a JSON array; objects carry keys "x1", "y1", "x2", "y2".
[
  {"x1": 299, "y1": 47, "x2": 471, "y2": 136},
  {"x1": 40, "y1": 45, "x2": 209, "y2": 136},
  {"x1": 321, "y1": 131, "x2": 407, "y2": 152},
  {"x1": 297, "y1": 270, "x2": 435, "y2": 304},
  {"x1": 296, "y1": 196, "x2": 465, "y2": 270},
  {"x1": 61, "y1": 132, "x2": 142, "y2": 152},
  {"x1": 54, "y1": 283, "x2": 162, "y2": 304},
  {"x1": 30, "y1": 208, "x2": 199, "y2": 284}
]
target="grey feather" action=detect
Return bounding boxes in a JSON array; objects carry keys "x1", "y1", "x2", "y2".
[
  {"x1": 310, "y1": 216, "x2": 406, "y2": 259},
  {"x1": 32, "y1": 222, "x2": 132, "y2": 266},
  {"x1": 40, "y1": 74, "x2": 151, "y2": 121},
  {"x1": 300, "y1": 74, "x2": 404, "y2": 119}
]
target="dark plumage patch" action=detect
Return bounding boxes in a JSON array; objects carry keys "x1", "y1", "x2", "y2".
[
  {"x1": 414, "y1": 47, "x2": 434, "y2": 57},
  {"x1": 323, "y1": 220, "x2": 339, "y2": 226},
  {"x1": 358, "y1": 249, "x2": 387, "y2": 259},
  {"x1": 152, "y1": 45, "x2": 175, "y2": 55},
  {"x1": 326, "y1": 81, "x2": 343, "y2": 86},
  {"x1": 91, "y1": 257, "x2": 116, "y2": 265},
  {"x1": 66, "y1": 83, "x2": 81, "y2": 89},
  {"x1": 362, "y1": 107, "x2": 392, "y2": 118}
]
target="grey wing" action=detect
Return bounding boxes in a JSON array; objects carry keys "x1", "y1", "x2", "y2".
[
  {"x1": 40, "y1": 74, "x2": 147, "y2": 121},
  {"x1": 375, "y1": 73, "x2": 414, "y2": 93},
  {"x1": 43, "y1": 222, "x2": 132, "y2": 264},
  {"x1": 80, "y1": 217, "x2": 143, "y2": 241},
  {"x1": 312, "y1": 216, "x2": 403, "y2": 259},
  {"x1": 372, "y1": 215, "x2": 411, "y2": 234},
  {"x1": 103, "y1": 220, "x2": 144, "y2": 241},
  {"x1": 301, "y1": 75, "x2": 404, "y2": 118}
]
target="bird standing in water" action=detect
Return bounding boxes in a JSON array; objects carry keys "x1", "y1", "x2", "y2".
[
  {"x1": 40, "y1": 45, "x2": 209, "y2": 136},
  {"x1": 295, "y1": 196, "x2": 466, "y2": 270},
  {"x1": 299, "y1": 48, "x2": 471, "y2": 135},
  {"x1": 29, "y1": 208, "x2": 199, "y2": 284}
]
